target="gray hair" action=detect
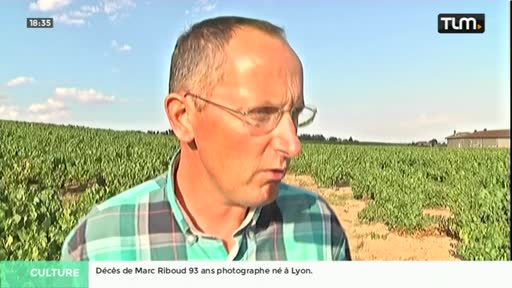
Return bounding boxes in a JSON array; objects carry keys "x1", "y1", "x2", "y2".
[{"x1": 168, "y1": 16, "x2": 286, "y2": 110}]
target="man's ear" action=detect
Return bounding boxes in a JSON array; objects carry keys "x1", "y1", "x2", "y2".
[{"x1": 164, "y1": 93, "x2": 195, "y2": 143}]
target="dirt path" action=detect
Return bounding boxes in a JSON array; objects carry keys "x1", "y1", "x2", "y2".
[{"x1": 283, "y1": 174, "x2": 459, "y2": 260}]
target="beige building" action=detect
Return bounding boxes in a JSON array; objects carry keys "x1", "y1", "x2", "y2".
[{"x1": 446, "y1": 129, "x2": 510, "y2": 148}]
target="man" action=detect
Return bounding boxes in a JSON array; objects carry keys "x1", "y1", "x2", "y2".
[{"x1": 61, "y1": 16, "x2": 351, "y2": 261}]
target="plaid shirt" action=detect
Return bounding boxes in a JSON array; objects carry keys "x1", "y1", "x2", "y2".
[{"x1": 61, "y1": 151, "x2": 351, "y2": 261}]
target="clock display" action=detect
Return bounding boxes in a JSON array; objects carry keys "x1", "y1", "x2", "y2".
[{"x1": 26, "y1": 18, "x2": 54, "y2": 28}]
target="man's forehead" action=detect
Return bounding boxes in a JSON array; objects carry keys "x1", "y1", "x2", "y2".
[
  {"x1": 224, "y1": 27, "x2": 301, "y2": 68},
  {"x1": 223, "y1": 45, "x2": 302, "y2": 84},
  {"x1": 215, "y1": 27, "x2": 303, "y2": 105},
  {"x1": 232, "y1": 54, "x2": 262, "y2": 74}
]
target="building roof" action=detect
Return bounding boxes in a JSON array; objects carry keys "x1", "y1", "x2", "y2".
[{"x1": 446, "y1": 129, "x2": 510, "y2": 139}]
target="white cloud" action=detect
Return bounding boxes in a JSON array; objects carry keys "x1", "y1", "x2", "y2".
[
  {"x1": 53, "y1": 13, "x2": 85, "y2": 25},
  {"x1": 69, "y1": 10, "x2": 92, "y2": 18},
  {"x1": 28, "y1": 98, "x2": 66, "y2": 113},
  {"x1": 186, "y1": 0, "x2": 217, "y2": 15},
  {"x1": 103, "y1": 0, "x2": 136, "y2": 14},
  {"x1": 53, "y1": 87, "x2": 115, "y2": 104},
  {"x1": 29, "y1": 0, "x2": 71, "y2": 12},
  {"x1": 0, "y1": 105, "x2": 20, "y2": 120},
  {"x1": 81, "y1": 5, "x2": 100, "y2": 13},
  {"x1": 202, "y1": 2, "x2": 216, "y2": 11},
  {"x1": 107, "y1": 12, "x2": 131, "y2": 22},
  {"x1": 16, "y1": 86, "x2": 117, "y2": 124},
  {"x1": 6, "y1": 76, "x2": 34, "y2": 87},
  {"x1": 52, "y1": 5, "x2": 102, "y2": 26},
  {"x1": 32, "y1": 110, "x2": 71, "y2": 122},
  {"x1": 112, "y1": 40, "x2": 132, "y2": 52},
  {"x1": 28, "y1": 98, "x2": 71, "y2": 122},
  {"x1": 42, "y1": 2, "x2": 134, "y2": 27},
  {"x1": 102, "y1": 0, "x2": 135, "y2": 22}
]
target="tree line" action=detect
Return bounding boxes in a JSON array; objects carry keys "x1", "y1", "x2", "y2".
[{"x1": 146, "y1": 130, "x2": 442, "y2": 147}]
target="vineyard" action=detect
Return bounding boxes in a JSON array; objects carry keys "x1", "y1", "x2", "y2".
[{"x1": 0, "y1": 120, "x2": 510, "y2": 260}]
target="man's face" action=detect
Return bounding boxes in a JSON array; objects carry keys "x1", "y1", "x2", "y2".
[{"x1": 191, "y1": 27, "x2": 303, "y2": 208}]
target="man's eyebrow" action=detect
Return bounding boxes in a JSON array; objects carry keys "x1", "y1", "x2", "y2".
[
  {"x1": 248, "y1": 95, "x2": 304, "y2": 108},
  {"x1": 249, "y1": 100, "x2": 282, "y2": 107}
]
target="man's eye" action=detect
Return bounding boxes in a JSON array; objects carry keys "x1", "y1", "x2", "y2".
[
  {"x1": 248, "y1": 107, "x2": 280, "y2": 123},
  {"x1": 250, "y1": 107, "x2": 280, "y2": 115}
]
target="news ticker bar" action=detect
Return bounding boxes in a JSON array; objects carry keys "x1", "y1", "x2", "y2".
[{"x1": 1, "y1": 261, "x2": 511, "y2": 288}]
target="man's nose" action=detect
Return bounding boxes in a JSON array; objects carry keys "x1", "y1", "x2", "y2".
[{"x1": 272, "y1": 112, "x2": 302, "y2": 158}]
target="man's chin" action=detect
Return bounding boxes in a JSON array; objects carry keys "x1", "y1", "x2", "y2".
[
  {"x1": 235, "y1": 182, "x2": 281, "y2": 208},
  {"x1": 256, "y1": 182, "x2": 281, "y2": 204}
]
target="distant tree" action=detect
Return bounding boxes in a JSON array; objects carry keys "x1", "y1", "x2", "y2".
[
  {"x1": 314, "y1": 134, "x2": 326, "y2": 141},
  {"x1": 299, "y1": 133, "x2": 311, "y2": 141},
  {"x1": 298, "y1": 133, "x2": 327, "y2": 142}
]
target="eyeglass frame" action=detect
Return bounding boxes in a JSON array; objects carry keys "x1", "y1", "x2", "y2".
[{"x1": 184, "y1": 92, "x2": 317, "y2": 132}]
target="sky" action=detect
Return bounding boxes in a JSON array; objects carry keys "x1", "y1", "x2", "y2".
[{"x1": 0, "y1": 0, "x2": 510, "y2": 143}]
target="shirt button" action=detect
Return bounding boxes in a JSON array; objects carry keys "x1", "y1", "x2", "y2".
[{"x1": 187, "y1": 234, "x2": 198, "y2": 245}]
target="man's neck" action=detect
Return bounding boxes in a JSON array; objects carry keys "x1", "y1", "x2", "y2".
[{"x1": 173, "y1": 152, "x2": 249, "y2": 239}]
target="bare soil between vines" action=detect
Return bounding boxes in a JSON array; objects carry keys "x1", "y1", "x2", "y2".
[{"x1": 283, "y1": 173, "x2": 460, "y2": 260}]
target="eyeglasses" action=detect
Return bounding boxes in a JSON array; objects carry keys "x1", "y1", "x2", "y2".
[{"x1": 185, "y1": 92, "x2": 317, "y2": 135}]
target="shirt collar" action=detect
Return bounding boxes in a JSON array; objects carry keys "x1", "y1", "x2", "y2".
[{"x1": 165, "y1": 148, "x2": 262, "y2": 236}]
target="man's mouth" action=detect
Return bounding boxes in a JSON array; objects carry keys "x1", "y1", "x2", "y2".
[{"x1": 262, "y1": 169, "x2": 286, "y2": 181}]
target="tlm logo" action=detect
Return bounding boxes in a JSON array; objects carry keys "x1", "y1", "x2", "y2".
[{"x1": 438, "y1": 14, "x2": 485, "y2": 33}]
